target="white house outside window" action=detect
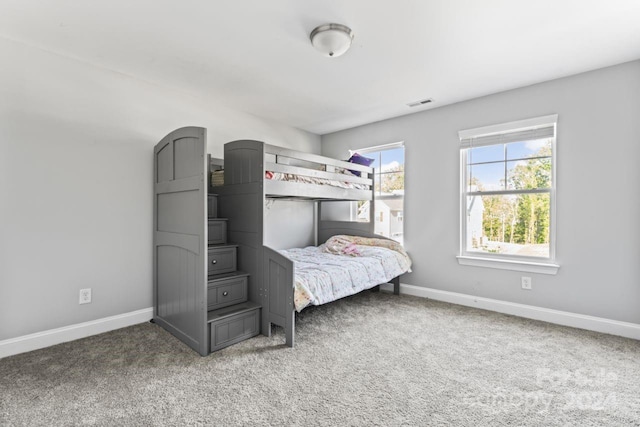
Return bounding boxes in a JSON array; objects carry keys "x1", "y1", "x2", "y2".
[{"x1": 457, "y1": 115, "x2": 559, "y2": 275}]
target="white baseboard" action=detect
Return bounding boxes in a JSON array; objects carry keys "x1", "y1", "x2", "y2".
[
  {"x1": 0, "y1": 307, "x2": 154, "y2": 359},
  {"x1": 381, "y1": 283, "x2": 640, "y2": 340}
]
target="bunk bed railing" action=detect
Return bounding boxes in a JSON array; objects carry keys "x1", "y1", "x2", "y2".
[
  {"x1": 262, "y1": 143, "x2": 374, "y2": 200},
  {"x1": 264, "y1": 143, "x2": 373, "y2": 177},
  {"x1": 266, "y1": 162, "x2": 372, "y2": 186}
]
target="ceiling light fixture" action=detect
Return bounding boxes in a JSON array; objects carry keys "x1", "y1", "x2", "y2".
[{"x1": 310, "y1": 23, "x2": 354, "y2": 57}]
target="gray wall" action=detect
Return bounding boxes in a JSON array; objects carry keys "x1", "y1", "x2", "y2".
[
  {"x1": 264, "y1": 201, "x2": 315, "y2": 250},
  {"x1": 321, "y1": 60, "x2": 640, "y2": 324},
  {"x1": 0, "y1": 37, "x2": 320, "y2": 341}
]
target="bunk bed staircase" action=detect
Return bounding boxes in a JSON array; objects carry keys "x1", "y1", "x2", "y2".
[
  {"x1": 206, "y1": 193, "x2": 260, "y2": 352},
  {"x1": 153, "y1": 127, "x2": 260, "y2": 356}
]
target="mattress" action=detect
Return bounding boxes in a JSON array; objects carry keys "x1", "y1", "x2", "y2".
[{"x1": 280, "y1": 241, "x2": 411, "y2": 312}]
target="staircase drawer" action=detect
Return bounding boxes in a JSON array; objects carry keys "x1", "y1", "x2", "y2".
[
  {"x1": 209, "y1": 307, "x2": 260, "y2": 352},
  {"x1": 207, "y1": 246, "x2": 237, "y2": 275},
  {"x1": 207, "y1": 275, "x2": 248, "y2": 311}
]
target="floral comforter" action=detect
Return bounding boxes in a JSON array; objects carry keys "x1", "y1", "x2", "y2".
[{"x1": 280, "y1": 236, "x2": 412, "y2": 312}]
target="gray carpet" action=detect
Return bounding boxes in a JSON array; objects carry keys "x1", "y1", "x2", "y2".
[{"x1": 1, "y1": 292, "x2": 639, "y2": 426}]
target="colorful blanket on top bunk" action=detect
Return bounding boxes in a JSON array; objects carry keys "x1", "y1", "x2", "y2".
[
  {"x1": 212, "y1": 169, "x2": 368, "y2": 190},
  {"x1": 265, "y1": 170, "x2": 368, "y2": 190},
  {"x1": 279, "y1": 235, "x2": 412, "y2": 312}
]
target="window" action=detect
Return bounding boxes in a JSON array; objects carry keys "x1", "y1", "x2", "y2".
[
  {"x1": 458, "y1": 115, "x2": 559, "y2": 274},
  {"x1": 352, "y1": 143, "x2": 404, "y2": 244}
]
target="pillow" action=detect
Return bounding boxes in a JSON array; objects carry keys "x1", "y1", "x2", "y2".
[{"x1": 347, "y1": 153, "x2": 374, "y2": 176}]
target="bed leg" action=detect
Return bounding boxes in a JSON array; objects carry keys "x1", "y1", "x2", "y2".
[
  {"x1": 392, "y1": 276, "x2": 400, "y2": 295},
  {"x1": 285, "y1": 309, "x2": 295, "y2": 348},
  {"x1": 262, "y1": 319, "x2": 271, "y2": 338},
  {"x1": 371, "y1": 285, "x2": 381, "y2": 293}
]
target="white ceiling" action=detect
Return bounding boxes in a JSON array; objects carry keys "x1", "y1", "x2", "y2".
[{"x1": 2, "y1": 0, "x2": 640, "y2": 135}]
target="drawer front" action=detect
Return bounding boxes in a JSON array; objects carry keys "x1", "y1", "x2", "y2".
[
  {"x1": 208, "y1": 195, "x2": 218, "y2": 218},
  {"x1": 210, "y1": 308, "x2": 260, "y2": 352},
  {"x1": 208, "y1": 220, "x2": 227, "y2": 245},
  {"x1": 207, "y1": 276, "x2": 248, "y2": 311},
  {"x1": 208, "y1": 247, "x2": 237, "y2": 275}
]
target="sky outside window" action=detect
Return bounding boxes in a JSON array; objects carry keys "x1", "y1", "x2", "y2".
[
  {"x1": 468, "y1": 138, "x2": 551, "y2": 191},
  {"x1": 361, "y1": 147, "x2": 404, "y2": 171}
]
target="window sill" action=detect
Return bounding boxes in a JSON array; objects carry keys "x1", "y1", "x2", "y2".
[{"x1": 457, "y1": 256, "x2": 559, "y2": 275}]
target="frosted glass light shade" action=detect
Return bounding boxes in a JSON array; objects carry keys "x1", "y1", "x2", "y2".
[{"x1": 310, "y1": 24, "x2": 354, "y2": 57}]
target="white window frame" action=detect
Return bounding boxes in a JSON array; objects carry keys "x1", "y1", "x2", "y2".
[
  {"x1": 457, "y1": 115, "x2": 559, "y2": 275},
  {"x1": 349, "y1": 141, "x2": 405, "y2": 241},
  {"x1": 350, "y1": 141, "x2": 405, "y2": 197}
]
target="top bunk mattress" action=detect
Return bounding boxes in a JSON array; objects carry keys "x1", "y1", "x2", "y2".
[{"x1": 279, "y1": 236, "x2": 412, "y2": 312}]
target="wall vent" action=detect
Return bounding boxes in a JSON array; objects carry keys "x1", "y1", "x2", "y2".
[{"x1": 407, "y1": 98, "x2": 434, "y2": 107}]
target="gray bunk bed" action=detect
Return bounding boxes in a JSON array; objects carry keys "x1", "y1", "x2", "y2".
[{"x1": 217, "y1": 139, "x2": 402, "y2": 348}]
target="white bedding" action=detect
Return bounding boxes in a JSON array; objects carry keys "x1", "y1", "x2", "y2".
[{"x1": 279, "y1": 244, "x2": 411, "y2": 312}]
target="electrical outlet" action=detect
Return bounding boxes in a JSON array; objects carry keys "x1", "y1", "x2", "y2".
[
  {"x1": 521, "y1": 277, "x2": 532, "y2": 290},
  {"x1": 79, "y1": 288, "x2": 92, "y2": 304}
]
